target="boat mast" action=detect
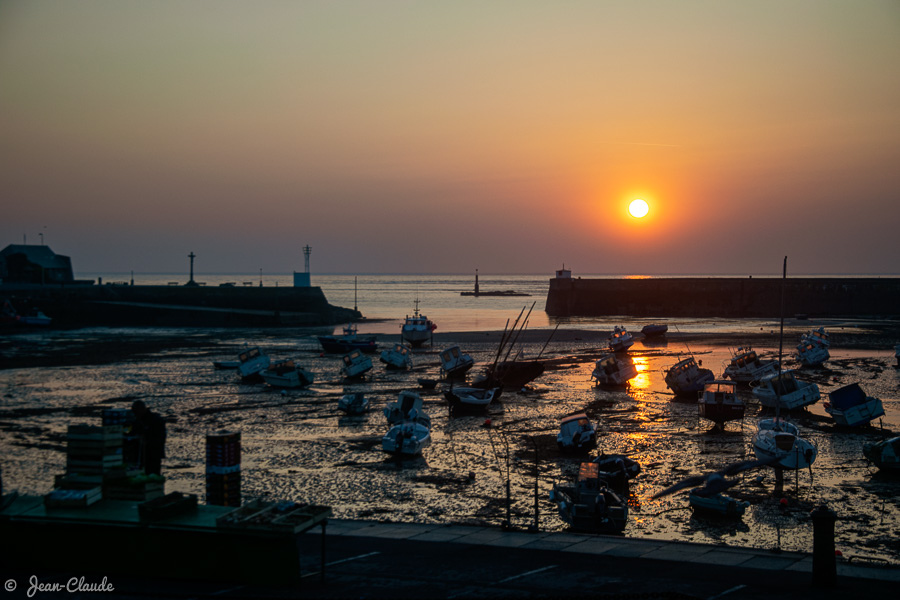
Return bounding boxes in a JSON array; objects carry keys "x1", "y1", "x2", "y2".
[{"x1": 776, "y1": 256, "x2": 787, "y2": 421}]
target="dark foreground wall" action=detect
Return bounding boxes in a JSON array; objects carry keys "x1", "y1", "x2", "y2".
[
  {"x1": 2, "y1": 284, "x2": 360, "y2": 327},
  {"x1": 545, "y1": 277, "x2": 900, "y2": 318}
]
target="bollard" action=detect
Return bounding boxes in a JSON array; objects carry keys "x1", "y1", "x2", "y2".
[{"x1": 811, "y1": 505, "x2": 837, "y2": 588}]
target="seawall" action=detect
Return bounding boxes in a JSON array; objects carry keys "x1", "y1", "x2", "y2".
[
  {"x1": 545, "y1": 277, "x2": 900, "y2": 318},
  {"x1": 2, "y1": 283, "x2": 361, "y2": 327}
]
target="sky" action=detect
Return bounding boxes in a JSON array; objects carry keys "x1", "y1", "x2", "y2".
[{"x1": 2, "y1": 1, "x2": 899, "y2": 276}]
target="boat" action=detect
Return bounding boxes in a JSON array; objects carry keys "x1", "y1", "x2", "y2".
[
  {"x1": 261, "y1": 359, "x2": 314, "y2": 388},
  {"x1": 698, "y1": 380, "x2": 746, "y2": 427},
  {"x1": 591, "y1": 353, "x2": 638, "y2": 387},
  {"x1": 607, "y1": 326, "x2": 634, "y2": 353},
  {"x1": 459, "y1": 270, "x2": 530, "y2": 296},
  {"x1": 382, "y1": 421, "x2": 432, "y2": 456},
  {"x1": 17, "y1": 309, "x2": 52, "y2": 327},
  {"x1": 340, "y1": 349, "x2": 373, "y2": 379},
  {"x1": 688, "y1": 491, "x2": 749, "y2": 517},
  {"x1": 383, "y1": 390, "x2": 431, "y2": 428},
  {"x1": 439, "y1": 346, "x2": 475, "y2": 378},
  {"x1": 237, "y1": 347, "x2": 270, "y2": 380},
  {"x1": 444, "y1": 385, "x2": 499, "y2": 414},
  {"x1": 549, "y1": 462, "x2": 628, "y2": 534},
  {"x1": 824, "y1": 383, "x2": 884, "y2": 427},
  {"x1": 400, "y1": 299, "x2": 436, "y2": 347},
  {"x1": 318, "y1": 323, "x2": 378, "y2": 354},
  {"x1": 796, "y1": 338, "x2": 830, "y2": 367},
  {"x1": 592, "y1": 454, "x2": 641, "y2": 489},
  {"x1": 641, "y1": 324, "x2": 668, "y2": 338},
  {"x1": 752, "y1": 418, "x2": 817, "y2": 469},
  {"x1": 557, "y1": 413, "x2": 598, "y2": 453},
  {"x1": 379, "y1": 343, "x2": 412, "y2": 370},
  {"x1": 212, "y1": 359, "x2": 240, "y2": 370},
  {"x1": 751, "y1": 370, "x2": 820, "y2": 411},
  {"x1": 722, "y1": 346, "x2": 779, "y2": 384},
  {"x1": 895, "y1": 343, "x2": 900, "y2": 367},
  {"x1": 863, "y1": 436, "x2": 900, "y2": 472},
  {"x1": 484, "y1": 360, "x2": 544, "y2": 389},
  {"x1": 338, "y1": 393, "x2": 370, "y2": 415},
  {"x1": 665, "y1": 356, "x2": 715, "y2": 397},
  {"x1": 801, "y1": 326, "x2": 830, "y2": 348}
]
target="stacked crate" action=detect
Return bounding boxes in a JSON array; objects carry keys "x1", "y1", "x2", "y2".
[
  {"x1": 103, "y1": 408, "x2": 140, "y2": 467},
  {"x1": 206, "y1": 431, "x2": 241, "y2": 506},
  {"x1": 65, "y1": 425, "x2": 125, "y2": 476}
]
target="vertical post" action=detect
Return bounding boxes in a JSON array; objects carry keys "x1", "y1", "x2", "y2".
[
  {"x1": 188, "y1": 252, "x2": 196, "y2": 286},
  {"x1": 811, "y1": 505, "x2": 837, "y2": 587},
  {"x1": 531, "y1": 436, "x2": 539, "y2": 532}
]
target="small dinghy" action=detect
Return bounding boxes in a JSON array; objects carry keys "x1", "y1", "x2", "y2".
[
  {"x1": 338, "y1": 393, "x2": 370, "y2": 415},
  {"x1": 688, "y1": 491, "x2": 750, "y2": 517},
  {"x1": 557, "y1": 413, "x2": 598, "y2": 453},
  {"x1": 261, "y1": 359, "x2": 314, "y2": 389},
  {"x1": 445, "y1": 385, "x2": 499, "y2": 414},
  {"x1": 382, "y1": 421, "x2": 432, "y2": 456}
]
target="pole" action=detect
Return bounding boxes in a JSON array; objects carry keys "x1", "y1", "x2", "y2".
[{"x1": 811, "y1": 505, "x2": 837, "y2": 587}]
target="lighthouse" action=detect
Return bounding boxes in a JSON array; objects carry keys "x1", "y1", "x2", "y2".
[{"x1": 293, "y1": 245, "x2": 311, "y2": 287}]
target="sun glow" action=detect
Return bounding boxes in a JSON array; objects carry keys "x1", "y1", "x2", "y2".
[{"x1": 629, "y1": 199, "x2": 649, "y2": 218}]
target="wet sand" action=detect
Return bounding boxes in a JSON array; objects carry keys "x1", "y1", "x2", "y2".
[{"x1": 1, "y1": 320, "x2": 898, "y2": 564}]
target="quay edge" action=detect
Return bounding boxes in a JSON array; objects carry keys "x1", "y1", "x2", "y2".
[{"x1": 545, "y1": 276, "x2": 900, "y2": 318}]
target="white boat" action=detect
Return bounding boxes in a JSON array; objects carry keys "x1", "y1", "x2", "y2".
[
  {"x1": 439, "y1": 346, "x2": 474, "y2": 378},
  {"x1": 445, "y1": 386, "x2": 498, "y2": 413},
  {"x1": 338, "y1": 392, "x2": 370, "y2": 415},
  {"x1": 824, "y1": 383, "x2": 884, "y2": 427},
  {"x1": 752, "y1": 418, "x2": 817, "y2": 470},
  {"x1": 557, "y1": 413, "x2": 598, "y2": 453},
  {"x1": 796, "y1": 339, "x2": 830, "y2": 367},
  {"x1": 607, "y1": 326, "x2": 634, "y2": 353},
  {"x1": 751, "y1": 370, "x2": 820, "y2": 410},
  {"x1": 722, "y1": 346, "x2": 778, "y2": 384},
  {"x1": 261, "y1": 359, "x2": 314, "y2": 388},
  {"x1": 237, "y1": 347, "x2": 270, "y2": 379},
  {"x1": 400, "y1": 299, "x2": 436, "y2": 347},
  {"x1": 379, "y1": 343, "x2": 412, "y2": 370},
  {"x1": 895, "y1": 343, "x2": 900, "y2": 367},
  {"x1": 698, "y1": 380, "x2": 746, "y2": 427},
  {"x1": 340, "y1": 349, "x2": 373, "y2": 379},
  {"x1": 383, "y1": 390, "x2": 431, "y2": 428},
  {"x1": 863, "y1": 436, "x2": 900, "y2": 472},
  {"x1": 549, "y1": 462, "x2": 628, "y2": 533},
  {"x1": 382, "y1": 421, "x2": 432, "y2": 456},
  {"x1": 591, "y1": 354, "x2": 637, "y2": 387},
  {"x1": 665, "y1": 356, "x2": 715, "y2": 397},
  {"x1": 801, "y1": 326, "x2": 830, "y2": 348}
]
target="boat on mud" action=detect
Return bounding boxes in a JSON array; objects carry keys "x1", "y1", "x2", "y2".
[
  {"x1": 722, "y1": 346, "x2": 779, "y2": 384},
  {"x1": 379, "y1": 343, "x2": 412, "y2": 370},
  {"x1": 592, "y1": 454, "x2": 641, "y2": 489},
  {"x1": 665, "y1": 356, "x2": 714, "y2": 397},
  {"x1": 698, "y1": 380, "x2": 746, "y2": 427},
  {"x1": 318, "y1": 323, "x2": 378, "y2": 354},
  {"x1": 752, "y1": 418, "x2": 817, "y2": 470},
  {"x1": 824, "y1": 383, "x2": 884, "y2": 427},
  {"x1": 439, "y1": 346, "x2": 475, "y2": 379},
  {"x1": 688, "y1": 491, "x2": 750, "y2": 517},
  {"x1": 641, "y1": 323, "x2": 668, "y2": 338},
  {"x1": 382, "y1": 421, "x2": 431, "y2": 456},
  {"x1": 863, "y1": 436, "x2": 900, "y2": 472},
  {"x1": 751, "y1": 370, "x2": 820, "y2": 411},
  {"x1": 383, "y1": 390, "x2": 432, "y2": 428},
  {"x1": 549, "y1": 462, "x2": 628, "y2": 534},
  {"x1": 557, "y1": 413, "x2": 598, "y2": 453},
  {"x1": 237, "y1": 347, "x2": 270, "y2": 380},
  {"x1": 607, "y1": 326, "x2": 634, "y2": 353},
  {"x1": 591, "y1": 353, "x2": 638, "y2": 387},
  {"x1": 261, "y1": 359, "x2": 314, "y2": 388},
  {"x1": 340, "y1": 349, "x2": 373, "y2": 379},
  {"x1": 338, "y1": 392, "x2": 370, "y2": 415},
  {"x1": 400, "y1": 299, "x2": 436, "y2": 347},
  {"x1": 444, "y1": 385, "x2": 499, "y2": 414}
]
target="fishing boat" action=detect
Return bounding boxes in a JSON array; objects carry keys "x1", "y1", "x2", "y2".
[
  {"x1": 557, "y1": 413, "x2": 598, "y2": 453},
  {"x1": 444, "y1": 385, "x2": 499, "y2": 414},
  {"x1": 665, "y1": 356, "x2": 715, "y2": 397},
  {"x1": 863, "y1": 436, "x2": 900, "y2": 472},
  {"x1": 379, "y1": 343, "x2": 412, "y2": 370},
  {"x1": 261, "y1": 359, "x2": 314, "y2": 388},
  {"x1": 698, "y1": 380, "x2": 746, "y2": 427},
  {"x1": 688, "y1": 491, "x2": 749, "y2": 517},
  {"x1": 592, "y1": 454, "x2": 641, "y2": 489},
  {"x1": 824, "y1": 383, "x2": 884, "y2": 427},
  {"x1": 340, "y1": 349, "x2": 373, "y2": 379},
  {"x1": 484, "y1": 360, "x2": 544, "y2": 389},
  {"x1": 549, "y1": 462, "x2": 628, "y2": 534},
  {"x1": 591, "y1": 353, "x2": 638, "y2": 387},
  {"x1": 400, "y1": 299, "x2": 436, "y2": 347},
  {"x1": 338, "y1": 392, "x2": 370, "y2": 415},
  {"x1": 641, "y1": 324, "x2": 668, "y2": 338},
  {"x1": 801, "y1": 326, "x2": 830, "y2": 348},
  {"x1": 318, "y1": 323, "x2": 378, "y2": 354},
  {"x1": 796, "y1": 338, "x2": 830, "y2": 367},
  {"x1": 439, "y1": 346, "x2": 475, "y2": 379},
  {"x1": 237, "y1": 347, "x2": 270, "y2": 380},
  {"x1": 722, "y1": 346, "x2": 779, "y2": 384},
  {"x1": 382, "y1": 421, "x2": 432, "y2": 456},
  {"x1": 607, "y1": 326, "x2": 634, "y2": 353},
  {"x1": 383, "y1": 390, "x2": 432, "y2": 427},
  {"x1": 752, "y1": 418, "x2": 817, "y2": 469},
  {"x1": 751, "y1": 370, "x2": 820, "y2": 411}
]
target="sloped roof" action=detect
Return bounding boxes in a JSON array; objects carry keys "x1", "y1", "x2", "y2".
[{"x1": 0, "y1": 244, "x2": 71, "y2": 270}]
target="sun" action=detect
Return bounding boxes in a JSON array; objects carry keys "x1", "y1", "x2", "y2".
[{"x1": 629, "y1": 199, "x2": 649, "y2": 218}]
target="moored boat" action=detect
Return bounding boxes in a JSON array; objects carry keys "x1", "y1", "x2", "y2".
[
  {"x1": 607, "y1": 326, "x2": 634, "y2": 353},
  {"x1": 340, "y1": 349, "x2": 373, "y2": 379},
  {"x1": 801, "y1": 326, "x2": 830, "y2": 348},
  {"x1": 824, "y1": 383, "x2": 884, "y2": 427},
  {"x1": 688, "y1": 491, "x2": 749, "y2": 517},
  {"x1": 557, "y1": 413, "x2": 598, "y2": 453},
  {"x1": 751, "y1": 370, "x2": 820, "y2": 411},
  {"x1": 484, "y1": 360, "x2": 544, "y2": 389},
  {"x1": 439, "y1": 346, "x2": 474, "y2": 379},
  {"x1": 338, "y1": 392, "x2": 370, "y2": 415},
  {"x1": 384, "y1": 390, "x2": 432, "y2": 428},
  {"x1": 863, "y1": 436, "x2": 900, "y2": 472},
  {"x1": 445, "y1": 385, "x2": 498, "y2": 414},
  {"x1": 722, "y1": 346, "x2": 778, "y2": 384},
  {"x1": 400, "y1": 299, "x2": 436, "y2": 347},
  {"x1": 591, "y1": 353, "x2": 638, "y2": 387},
  {"x1": 237, "y1": 347, "x2": 270, "y2": 380},
  {"x1": 382, "y1": 421, "x2": 431, "y2": 456},
  {"x1": 379, "y1": 343, "x2": 412, "y2": 370},
  {"x1": 318, "y1": 323, "x2": 378, "y2": 354},
  {"x1": 592, "y1": 454, "x2": 641, "y2": 489},
  {"x1": 665, "y1": 356, "x2": 714, "y2": 397},
  {"x1": 261, "y1": 359, "x2": 314, "y2": 388},
  {"x1": 752, "y1": 418, "x2": 817, "y2": 470},
  {"x1": 641, "y1": 323, "x2": 668, "y2": 338},
  {"x1": 549, "y1": 462, "x2": 628, "y2": 533},
  {"x1": 796, "y1": 338, "x2": 830, "y2": 367},
  {"x1": 698, "y1": 380, "x2": 745, "y2": 427}
]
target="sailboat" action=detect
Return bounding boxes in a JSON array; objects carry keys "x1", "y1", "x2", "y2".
[{"x1": 751, "y1": 257, "x2": 818, "y2": 470}]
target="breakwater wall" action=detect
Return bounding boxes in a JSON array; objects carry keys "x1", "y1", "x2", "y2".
[
  {"x1": 545, "y1": 277, "x2": 900, "y2": 318},
  {"x1": 2, "y1": 284, "x2": 361, "y2": 327}
]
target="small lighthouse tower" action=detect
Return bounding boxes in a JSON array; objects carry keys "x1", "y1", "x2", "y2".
[{"x1": 293, "y1": 245, "x2": 312, "y2": 287}]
